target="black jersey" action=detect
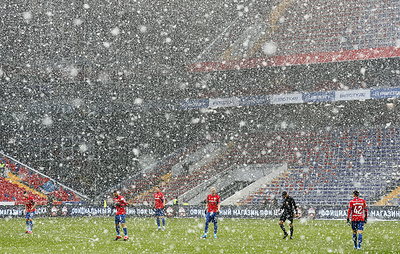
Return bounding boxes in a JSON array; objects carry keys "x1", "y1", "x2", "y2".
[{"x1": 280, "y1": 196, "x2": 298, "y2": 215}]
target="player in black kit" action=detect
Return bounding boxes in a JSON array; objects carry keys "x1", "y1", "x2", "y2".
[{"x1": 278, "y1": 191, "x2": 299, "y2": 239}]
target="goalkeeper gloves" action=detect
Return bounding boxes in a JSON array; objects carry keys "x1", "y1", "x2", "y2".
[
  {"x1": 347, "y1": 218, "x2": 350, "y2": 225},
  {"x1": 205, "y1": 209, "x2": 207, "y2": 215},
  {"x1": 364, "y1": 218, "x2": 367, "y2": 224}
]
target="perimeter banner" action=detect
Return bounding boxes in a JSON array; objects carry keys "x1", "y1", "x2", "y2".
[
  {"x1": 1, "y1": 205, "x2": 400, "y2": 220},
  {"x1": 370, "y1": 87, "x2": 400, "y2": 99},
  {"x1": 335, "y1": 89, "x2": 370, "y2": 101}
]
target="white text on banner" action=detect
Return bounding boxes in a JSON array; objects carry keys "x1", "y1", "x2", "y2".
[{"x1": 335, "y1": 89, "x2": 370, "y2": 101}]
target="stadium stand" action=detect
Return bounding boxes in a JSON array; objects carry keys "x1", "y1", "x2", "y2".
[
  {"x1": 106, "y1": 136, "x2": 221, "y2": 204},
  {"x1": 376, "y1": 186, "x2": 400, "y2": 206},
  {"x1": 132, "y1": 142, "x2": 235, "y2": 205},
  {"x1": 189, "y1": 0, "x2": 400, "y2": 72},
  {"x1": 113, "y1": 125, "x2": 400, "y2": 207},
  {"x1": 0, "y1": 156, "x2": 82, "y2": 203},
  {"x1": 1, "y1": 0, "x2": 398, "y2": 207},
  {"x1": 238, "y1": 126, "x2": 400, "y2": 206},
  {"x1": 1, "y1": 172, "x2": 47, "y2": 204}
]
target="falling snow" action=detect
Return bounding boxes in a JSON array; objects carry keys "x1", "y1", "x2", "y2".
[
  {"x1": 0, "y1": 0, "x2": 400, "y2": 251},
  {"x1": 262, "y1": 41, "x2": 277, "y2": 56}
]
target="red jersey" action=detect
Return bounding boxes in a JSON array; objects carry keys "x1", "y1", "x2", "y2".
[
  {"x1": 25, "y1": 195, "x2": 36, "y2": 212},
  {"x1": 347, "y1": 197, "x2": 368, "y2": 221},
  {"x1": 207, "y1": 194, "x2": 220, "y2": 213},
  {"x1": 154, "y1": 192, "x2": 165, "y2": 209},
  {"x1": 114, "y1": 195, "x2": 127, "y2": 215}
]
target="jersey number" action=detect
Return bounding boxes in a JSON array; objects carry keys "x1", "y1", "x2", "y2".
[{"x1": 353, "y1": 205, "x2": 363, "y2": 215}]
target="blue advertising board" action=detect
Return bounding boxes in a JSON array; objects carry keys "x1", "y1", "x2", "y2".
[
  {"x1": 302, "y1": 91, "x2": 335, "y2": 103},
  {"x1": 180, "y1": 99, "x2": 209, "y2": 109},
  {"x1": 371, "y1": 87, "x2": 400, "y2": 99},
  {"x1": 238, "y1": 95, "x2": 271, "y2": 106},
  {"x1": 179, "y1": 86, "x2": 400, "y2": 110},
  {"x1": 335, "y1": 89, "x2": 370, "y2": 101}
]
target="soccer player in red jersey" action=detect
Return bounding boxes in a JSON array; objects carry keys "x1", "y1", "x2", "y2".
[
  {"x1": 113, "y1": 190, "x2": 129, "y2": 241},
  {"x1": 347, "y1": 190, "x2": 368, "y2": 250},
  {"x1": 201, "y1": 187, "x2": 220, "y2": 239},
  {"x1": 154, "y1": 187, "x2": 166, "y2": 231},
  {"x1": 23, "y1": 191, "x2": 36, "y2": 234}
]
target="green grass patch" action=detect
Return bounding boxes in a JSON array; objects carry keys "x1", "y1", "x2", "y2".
[{"x1": 0, "y1": 217, "x2": 399, "y2": 253}]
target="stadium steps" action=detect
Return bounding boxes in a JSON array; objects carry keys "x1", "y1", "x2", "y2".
[
  {"x1": 133, "y1": 171, "x2": 172, "y2": 202},
  {"x1": 163, "y1": 142, "x2": 236, "y2": 201},
  {"x1": 1, "y1": 154, "x2": 88, "y2": 202},
  {"x1": 110, "y1": 137, "x2": 218, "y2": 204},
  {"x1": 133, "y1": 187, "x2": 157, "y2": 203},
  {"x1": 134, "y1": 142, "x2": 236, "y2": 204},
  {"x1": 6, "y1": 172, "x2": 47, "y2": 199},
  {"x1": 248, "y1": 0, "x2": 294, "y2": 57},
  {"x1": 161, "y1": 172, "x2": 172, "y2": 182},
  {"x1": 374, "y1": 186, "x2": 400, "y2": 206},
  {"x1": 238, "y1": 168, "x2": 294, "y2": 205}
]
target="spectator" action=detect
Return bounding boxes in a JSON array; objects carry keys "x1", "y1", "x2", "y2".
[
  {"x1": 273, "y1": 196, "x2": 279, "y2": 208},
  {"x1": 262, "y1": 197, "x2": 270, "y2": 208}
]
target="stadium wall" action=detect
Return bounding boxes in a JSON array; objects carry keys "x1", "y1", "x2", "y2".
[{"x1": 1, "y1": 204, "x2": 400, "y2": 220}]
